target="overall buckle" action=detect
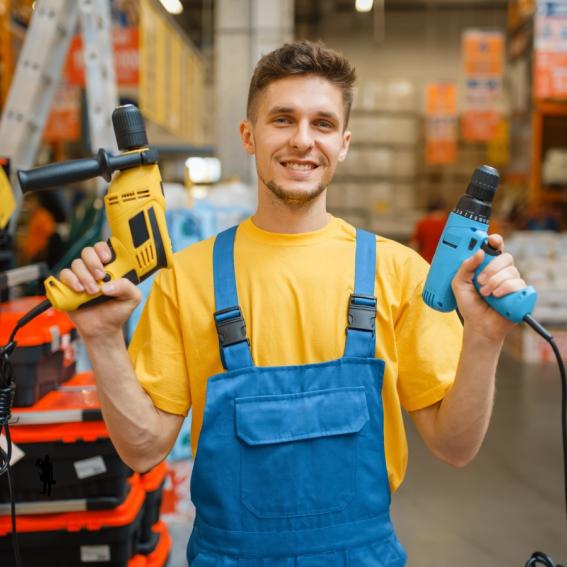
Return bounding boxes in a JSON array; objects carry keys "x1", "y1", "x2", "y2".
[
  {"x1": 214, "y1": 306, "x2": 249, "y2": 347},
  {"x1": 347, "y1": 294, "x2": 377, "y2": 332}
]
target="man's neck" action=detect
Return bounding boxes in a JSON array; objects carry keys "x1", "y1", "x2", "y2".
[{"x1": 252, "y1": 189, "x2": 329, "y2": 234}]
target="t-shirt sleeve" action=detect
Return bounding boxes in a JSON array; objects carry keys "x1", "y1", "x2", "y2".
[
  {"x1": 395, "y1": 276, "x2": 463, "y2": 413},
  {"x1": 128, "y1": 269, "x2": 191, "y2": 416}
]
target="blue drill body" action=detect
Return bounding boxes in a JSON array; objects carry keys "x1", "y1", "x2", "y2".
[{"x1": 422, "y1": 167, "x2": 538, "y2": 324}]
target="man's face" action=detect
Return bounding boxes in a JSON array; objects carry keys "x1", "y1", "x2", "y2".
[{"x1": 240, "y1": 75, "x2": 351, "y2": 205}]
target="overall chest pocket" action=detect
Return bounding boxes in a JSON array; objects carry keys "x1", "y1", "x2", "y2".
[{"x1": 235, "y1": 386, "x2": 370, "y2": 519}]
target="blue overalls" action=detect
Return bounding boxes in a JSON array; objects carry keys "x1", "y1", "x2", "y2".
[{"x1": 187, "y1": 225, "x2": 407, "y2": 566}]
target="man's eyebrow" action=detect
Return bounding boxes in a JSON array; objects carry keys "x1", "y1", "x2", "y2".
[
  {"x1": 266, "y1": 107, "x2": 340, "y2": 123},
  {"x1": 267, "y1": 106, "x2": 295, "y2": 116},
  {"x1": 316, "y1": 111, "x2": 340, "y2": 122}
]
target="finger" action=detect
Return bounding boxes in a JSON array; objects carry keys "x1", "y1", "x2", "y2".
[
  {"x1": 94, "y1": 241, "x2": 113, "y2": 264},
  {"x1": 491, "y1": 278, "x2": 527, "y2": 298},
  {"x1": 478, "y1": 266, "x2": 520, "y2": 296},
  {"x1": 71, "y1": 258, "x2": 99, "y2": 295},
  {"x1": 487, "y1": 233, "x2": 504, "y2": 252},
  {"x1": 454, "y1": 249, "x2": 485, "y2": 284},
  {"x1": 59, "y1": 268, "x2": 85, "y2": 293},
  {"x1": 476, "y1": 252, "x2": 514, "y2": 284},
  {"x1": 81, "y1": 246, "x2": 106, "y2": 281},
  {"x1": 101, "y1": 278, "x2": 142, "y2": 304}
]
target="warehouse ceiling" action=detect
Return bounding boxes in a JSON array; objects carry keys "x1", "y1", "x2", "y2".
[{"x1": 175, "y1": 0, "x2": 510, "y2": 49}]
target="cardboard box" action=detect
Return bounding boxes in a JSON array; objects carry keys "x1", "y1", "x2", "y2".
[
  {"x1": 504, "y1": 326, "x2": 567, "y2": 364},
  {"x1": 386, "y1": 79, "x2": 417, "y2": 112},
  {"x1": 392, "y1": 150, "x2": 418, "y2": 177}
]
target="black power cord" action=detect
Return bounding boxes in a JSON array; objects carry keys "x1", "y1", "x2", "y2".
[
  {"x1": 523, "y1": 315, "x2": 567, "y2": 567},
  {"x1": 0, "y1": 299, "x2": 50, "y2": 567},
  {"x1": 526, "y1": 551, "x2": 565, "y2": 567},
  {"x1": 0, "y1": 342, "x2": 22, "y2": 567}
]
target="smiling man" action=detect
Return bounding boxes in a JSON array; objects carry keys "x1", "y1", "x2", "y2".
[{"x1": 61, "y1": 41, "x2": 528, "y2": 566}]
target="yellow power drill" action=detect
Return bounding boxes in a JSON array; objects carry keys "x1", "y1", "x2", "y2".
[{"x1": 16, "y1": 104, "x2": 173, "y2": 315}]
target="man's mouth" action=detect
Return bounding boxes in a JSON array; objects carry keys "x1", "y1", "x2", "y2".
[{"x1": 280, "y1": 160, "x2": 319, "y2": 171}]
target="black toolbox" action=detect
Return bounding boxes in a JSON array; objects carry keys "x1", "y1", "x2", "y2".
[
  {"x1": 0, "y1": 475, "x2": 145, "y2": 567},
  {"x1": 0, "y1": 376, "x2": 132, "y2": 507},
  {"x1": 129, "y1": 521, "x2": 172, "y2": 567},
  {"x1": 139, "y1": 461, "x2": 168, "y2": 547},
  {"x1": 0, "y1": 296, "x2": 77, "y2": 406}
]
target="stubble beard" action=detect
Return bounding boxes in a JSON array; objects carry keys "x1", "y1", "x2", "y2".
[
  {"x1": 265, "y1": 179, "x2": 326, "y2": 205},
  {"x1": 258, "y1": 168, "x2": 331, "y2": 206}
]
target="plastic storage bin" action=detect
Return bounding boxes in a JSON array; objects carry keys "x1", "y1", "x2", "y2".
[
  {"x1": 139, "y1": 461, "x2": 168, "y2": 547},
  {"x1": 0, "y1": 385, "x2": 131, "y2": 507},
  {"x1": 128, "y1": 521, "x2": 172, "y2": 567},
  {"x1": 0, "y1": 296, "x2": 77, "y2": 406},
  {"x1": 0, "y1": 476, "x2": 145, "y2": 567}
]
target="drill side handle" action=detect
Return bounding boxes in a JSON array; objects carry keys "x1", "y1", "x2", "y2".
[
  {"x1": 18, "y1": 150, "x2": 113, "y2": 192},
  {"x1": 17, "y1": 148, "x2": 159, "y2": 193}
]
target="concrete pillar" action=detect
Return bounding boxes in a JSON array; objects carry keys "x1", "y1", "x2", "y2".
[{"x1": 215, "y1": 0, "x2": 294, "y2": 186}]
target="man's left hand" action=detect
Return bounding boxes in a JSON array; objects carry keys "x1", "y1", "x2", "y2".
[{"x1": 451, "y1": 233, "x2": 527, "y2": 343}]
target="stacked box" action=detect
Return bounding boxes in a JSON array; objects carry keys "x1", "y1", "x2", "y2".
[
  {"x1": 0, "y1": 476, "x2": 145, "y2": 567},
  {"x1": 0, "y1": 372, "x2": 173, "y2": 566},
  {"x1": 128, "y1": 522, "x2": 172, "y2": 567},
  {"x1": 0, "y1": 296, "x2": 78, "y2": 406},
  {"x1": 0, "y1": 386, "x2": 131, "y2": 509},
  {"x1": 506, "y1": 232, "x2": 567, "y2": 325},
  {"x1": 504, "y1": 325, "x2": 567, "y2": 365}
]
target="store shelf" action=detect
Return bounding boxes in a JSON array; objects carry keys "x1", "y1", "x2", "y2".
[
  {"x1": 349, "y1": 141, "x2": 421, "y2": 150},
  {"x1": 531, "y1": 102, "x2": 567, "y2": 208},
  {"x1": 350, "y1": 108, "x2": 419, "y2": 118},
  {"x1": 333, "y1": 174, "x2": 418, "y2": 184}
]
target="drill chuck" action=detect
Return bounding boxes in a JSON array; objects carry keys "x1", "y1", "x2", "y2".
[
  {"x1": 112, "y1": 105, "x2": 148, "y2": 151},
  {"x1": 465, "y1": 165, "x2": 499, "y2": 203}
]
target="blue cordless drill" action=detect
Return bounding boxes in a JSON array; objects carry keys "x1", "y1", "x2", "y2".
[
  {"x1": 422, "y1": 167, "x2": 567, "y2": 567},
  {"x1": 422, "y1": 165, "x2": 538, "y2": 323}
]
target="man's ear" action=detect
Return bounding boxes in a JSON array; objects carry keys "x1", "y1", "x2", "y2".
[
  {"x1": 338, "y1": 129, "x2": 352, "y2": 162},
  {"x1": 240, "y1": 120, "x2": 255, "y2": 155}
]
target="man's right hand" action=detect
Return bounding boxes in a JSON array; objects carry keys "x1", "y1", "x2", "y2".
[{"x1": 59, "y1": 241, "x2": 141, "y2": 340}]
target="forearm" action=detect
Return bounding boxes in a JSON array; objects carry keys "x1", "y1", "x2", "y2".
[
  {"x1": 425, "y1": 328, "x2": 503, "y2": 467},
  {"x1": 83, "y1": 333, "x2": 172, "y2": 472}
]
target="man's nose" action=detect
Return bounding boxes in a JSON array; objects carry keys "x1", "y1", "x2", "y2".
[{"x1": 289, "y1": 122, "x2": 314, "y2": 151}]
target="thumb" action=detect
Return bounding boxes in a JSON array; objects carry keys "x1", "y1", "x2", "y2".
[
  {"x1": 453, "y1": 249, "x2": 485, "y2": 287},
  {"x1": 101, "y1": 278, "x2": 141, "y2": 303}
]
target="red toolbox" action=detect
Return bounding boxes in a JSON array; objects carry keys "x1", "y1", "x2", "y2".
[
  {"x1": 0, "y1": 383, "x2": 132, "y2": 508},
  {"x1": 0, "y1": 475, "x2": 145, "y2": 567},
  {"x1": 128, "y1": 521, "x2": 172, "y2": 567},
  {"x1": 0, "y1": 296, "x2": 77, "y2": 406},
  {"x1": 139, "y1": 461, "x2": 168, "y2": 549}
]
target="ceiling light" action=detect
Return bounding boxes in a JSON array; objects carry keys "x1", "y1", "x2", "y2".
[
  {"x1": 356, "y1": 0, "x2": 374, "y2": 12},
  {"x1": 159, "y1": 0, "x2": 183, "y2": 15},
  {"x1": 185, "y1": 157, "x2": 221, "y2": 184}
]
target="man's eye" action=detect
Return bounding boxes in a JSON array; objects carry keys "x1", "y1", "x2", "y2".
[
  {"x1": 315, "y1": 120, "x2": 333, "y2": 129},
  {"x1": 274, "y1": 116, "x2": 291, "y2": 124}
]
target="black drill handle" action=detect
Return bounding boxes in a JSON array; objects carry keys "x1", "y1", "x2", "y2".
[
  {"x1": 18, "y1": 149, "x2": 112, "y2": 192},
  {"x1": 18, "y1": 148, "x2": 159, "y2": 193}
]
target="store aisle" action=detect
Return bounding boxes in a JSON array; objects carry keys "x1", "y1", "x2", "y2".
[
  {"x1": 393, "y1": 354, "x2": 566, "y2": 565},
  {"x1": 167, "y1": 354, "x2": 566, "y2": 566}
]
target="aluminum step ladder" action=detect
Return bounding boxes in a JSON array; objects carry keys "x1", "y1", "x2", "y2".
[{"x1": 0, "y1": 0, "x2": 118, "y2": 231}]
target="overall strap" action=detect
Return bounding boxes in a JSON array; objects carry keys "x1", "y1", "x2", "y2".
[
  {"x1": 344, "y1": 228, "x2": 377, "y2": 358},
  {"x1": 212, "y1": 226, "x2": 254, "y2": 371}
]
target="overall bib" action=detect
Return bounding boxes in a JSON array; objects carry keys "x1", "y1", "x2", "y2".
[{"x1": 187, "y1": 225, "x2": 407, "y2": 566}]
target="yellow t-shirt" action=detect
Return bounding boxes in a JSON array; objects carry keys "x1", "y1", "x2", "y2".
[{"x1": 129, "y1": 215, "x2": 463, "y2": 492}]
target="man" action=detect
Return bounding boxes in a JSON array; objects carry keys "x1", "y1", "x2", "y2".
[
  {"x1": 409, "y1": 196, "x2": 447, "y2": 264},
  {"x1": 61, "y1": 41, "x2": 527, "y2": 565}
]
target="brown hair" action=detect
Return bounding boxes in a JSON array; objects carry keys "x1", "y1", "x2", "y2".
[{"x1": 246, "y1": 41, "x2": 356, "y2": 127}]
